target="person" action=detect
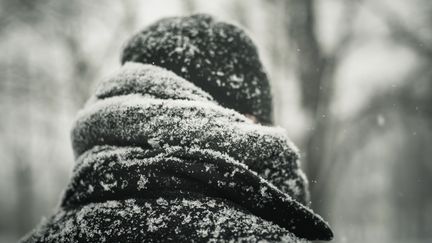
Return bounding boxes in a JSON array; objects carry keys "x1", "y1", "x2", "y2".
[{"x1": 22, "y1": 14, "x2": 333, "y2": 242}]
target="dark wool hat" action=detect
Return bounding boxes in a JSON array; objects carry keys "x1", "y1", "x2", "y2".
[{"x1": 121, "y1": 14, "x2": 273, "y2": 124}]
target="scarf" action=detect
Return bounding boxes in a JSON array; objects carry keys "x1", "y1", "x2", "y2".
[{"x1": 22, "y1": 63, "x2": 332, "y2": 242}]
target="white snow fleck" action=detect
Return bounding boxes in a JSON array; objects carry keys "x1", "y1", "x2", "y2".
[
  {"x1": 137, "y1": 175, "x2": 148, "y2": 190},
  {"x1": 377, "y1": 114, "x2": 386, "y2": 126}
]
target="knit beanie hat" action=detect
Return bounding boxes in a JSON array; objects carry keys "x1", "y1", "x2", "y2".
[{"x1": 121, "y1": 14, "x2": 273, "y2": 124}]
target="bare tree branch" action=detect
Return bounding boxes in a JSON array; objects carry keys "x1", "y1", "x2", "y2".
[{"x1": 366, "y1": 1, "x2": 432, "y2": 60}]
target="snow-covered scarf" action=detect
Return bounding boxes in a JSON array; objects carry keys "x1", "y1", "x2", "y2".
[{"x1": 22, "y1": 63, "x2": 332, "y2": 242}]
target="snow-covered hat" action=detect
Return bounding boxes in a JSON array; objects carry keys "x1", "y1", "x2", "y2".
[{"x1": 121, "y1": 14, "x2": 273, "y2": 124}]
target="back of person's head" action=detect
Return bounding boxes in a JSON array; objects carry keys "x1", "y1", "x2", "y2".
[{"x1": 121, "y1": 14, "x2": 273, "y2": 125}]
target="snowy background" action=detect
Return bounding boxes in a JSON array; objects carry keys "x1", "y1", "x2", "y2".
[{"x1": 0, "y1": 0, "x2": 431, "y2": 242}]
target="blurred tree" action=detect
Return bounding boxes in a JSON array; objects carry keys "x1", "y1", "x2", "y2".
[
  {"x1": 348, "y1": 1, "x2": 432, "y2": 239},
  {"x1": 284, "y1": 0, "x2": 361, "y2": 218},
  {"x1": 0, "y1": 0, "x2": 138, "y2": 240}
]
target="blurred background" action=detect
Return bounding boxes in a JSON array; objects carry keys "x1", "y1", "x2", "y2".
[{"x1": 0, "y1": 0, "x2": 431, "y2": 242}]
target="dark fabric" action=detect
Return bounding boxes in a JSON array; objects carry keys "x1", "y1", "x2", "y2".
[
  {"x1": 73, "y1": 64, "x2": 308, "y2": 203},
  {"x1": 23, "y1": 196, "x2": 308, "y2": 243},
  {"x1": 22, "y1": 63, "x2": 333, "y2": 242},
  {"x1": 121, "y1": 14, "x2": 273, "y2": 125}
]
